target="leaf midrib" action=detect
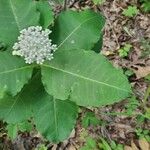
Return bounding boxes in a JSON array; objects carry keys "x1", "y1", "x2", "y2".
[
  {"x1": 0, "y1": 65, "x2": 32, "y2": 75},
  {"x1": 5, "y1": 89, "x2": 28, "y2": 123},
  {"x1": 42, "y1": 64, "x2": 130, "y2": 93},
  {"x1": 5, "y1": 71, "x2": 39, "y2": 122},
  {"x1": 58, "y1": 16, "x2": 98, "y2": 49},
  {"x1": 9, "y1": 0, "x2": 21, "y2": 31}
]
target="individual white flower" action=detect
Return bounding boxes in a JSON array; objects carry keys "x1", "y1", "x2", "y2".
[{"x1": 12, "y1": 26, "x2": 57, "y2": 64}]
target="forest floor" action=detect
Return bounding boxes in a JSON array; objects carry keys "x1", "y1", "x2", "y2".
[{"x1": 0, "y1": 0, "x2": 150, "y2": 150}]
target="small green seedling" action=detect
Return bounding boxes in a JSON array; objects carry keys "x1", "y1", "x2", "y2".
[
  {"x1": 105, "y1": 96, "x2": 140, "y2": 118},
  {"x1": 36, "y1": 144, "x2": 47, "y2": 150},
  {"x1": 82, "y1": 111, "x2": 101, "y2": 128},
  {"x1": 135, "y1": 128, "x2": 150, "y2": 142},
  {"x1": 125, "y1": 96, "x2": 140, "y2": 116},
  {"x1": 80, "y1": 133, "x2": 124, "y2": 150},
  {"x1": 110, "y1": 141, "x2": 124, "y2": 150},
  {"x1": 98, "y1": 138, "x2": 124, "y2": 150},
  {"x1": 118, "y1": 44, "x2": 132, "y2": 57},
  {"x1": 122, "y1": 6, "x2": 139, "y2": 17},
  {"x1": 98, "y1": 138, "x2": 112, "y2": 150},
  {"x1": 124, "y1": 69, "x2": 134, "y2": 77},
  {"x1": 6, "y1": 120, "x2": 32, "y2": 140},
  {"x1": 80, "y1": 137, "x2": 97, "y2": 150},
  {"x1": 140, "y1": 0, "x2": 150, "y2": 12}
]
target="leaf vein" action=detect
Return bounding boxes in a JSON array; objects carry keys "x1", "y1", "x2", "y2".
[
  {"x1": 9, "y1": 0, "x2": 21, "y2": 30},
  {"x1": 58, "y1": 16, "x2": 98, "y2": 48},
  {"x1": 0, "y1": 66, "x2": 32, "y2": 75},
  {"x1": 42, "y1": 64, "x2": 129, "y2": 93}
]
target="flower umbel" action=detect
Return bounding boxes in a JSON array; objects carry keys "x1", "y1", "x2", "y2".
[{"x1": 12, "y1": 26, "x2": 57, "y2": 64}]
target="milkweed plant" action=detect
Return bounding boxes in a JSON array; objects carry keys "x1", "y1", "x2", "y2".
[{"x1": 0, "y1": 0, "x2": 131, "y2": 142}]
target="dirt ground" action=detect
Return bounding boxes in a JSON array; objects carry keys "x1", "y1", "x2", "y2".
[{"x1": 0, "y1": 0, "x2": 149, "y2": 150}]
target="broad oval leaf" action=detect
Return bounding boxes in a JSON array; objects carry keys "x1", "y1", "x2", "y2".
[
  {"x1": 0, "y1": 71, "x2": 42, "y2": 123},
  {"x1": 51, "y1": 10, "x2": 105, "y2": 50},
  {"x1": 34, "y1": 96, "x2": 78, "y2": 142},
  {"x1": 0, "y1": 0, "x2": 40, "y2": 49},
  {"x1": 0, "y1": 95, "x2": 32, "y2": 123},
  {"x1": 0, "y1": 71, "x2": 78, "y2": 142},
  {"x1": 41, "y1": 49, "x2": 131, "y2": 106},
  {"x1": 0, "y1": 52, "x2": 33, "y2": 96}
]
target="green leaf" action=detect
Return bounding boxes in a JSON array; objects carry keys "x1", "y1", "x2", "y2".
[
  {"x1": 0, "y1": 52, "x2": 33, "y2": 96},
  {"x1": 122, "y1": 6, "x2": 139, "y2": 17},
  {"x1": 32, "y1": 73, "x2": 78, "y2": 142},
  {"x1": 41, "y1": 49, "x2": 131, "y2": 107},
  {"x1": 118, "y1": 44, "x2": 132, "y2": 57},
  {"x1": 86, "y1": 137, "x2": 97, "y2": 148},
  {"x1": 99, "y1": 137, "x2": 111, "y2": 150},
  {"x1": 0, "y1": 94, "x2": 31, "y2": 123},
  {"x1": 6, "y1": 120, "x2": 32, "y2": 140},
  {"x1": 0, "y1": 0, "x2": 40, "y2": 50},
  {"x1": 0, "y1": 41, "x2": 7, "y2": 51},
  {"x1": 92, "y1": 33, "x2": 103, "y2": 53},
  {"x1": 18, "y1": 120, "x2": 32, "y2": 132},
  {"x1": 0, "y1": 86, "x2": 35, "y2": 124},
  {"x1": 0, "y1": 71, "x2": 43, "y2": 123},
  {"x1": 140, "y1": 0, "x2": 150, "y2": 12},
  {"x1": 82, "y1": 112, "x2": 101, "y2": 128},
  {"x1": 36, "y1": 0, "x2": 54, "y2": 28},
  {"x1": 6, "y1": 123, "x2": 18, "y2": 140},
  {"x1": 34, "y1": 96, "x2": 78, "y2": 142},
  {"x1": 0, "y1": 71, "x2": 78, "y2": 142},
  {"x1": 36, "y1": 144, "x2": 47, "y2": 150},
  {"x1": 51, "y1": 10, "x2": 105, "y2": 51}
]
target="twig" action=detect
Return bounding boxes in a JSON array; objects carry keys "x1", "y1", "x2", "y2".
[
  {"x1": 101, "y1": 7, "x2": 120, "y2": 50},
  {"x1": 69, "y1": 0, "x2": 77, "y2": 8},
  {"x1": 63, "y1": 0, "x2": 68, "y2": 10}
]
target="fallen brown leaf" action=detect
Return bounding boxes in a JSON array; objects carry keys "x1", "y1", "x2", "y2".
[
  {"x1": 51, "y1": 145, "x2": 57, "y2": 150},
  {"x1": 68, "y1": 145, "x2": 77, "y2": 150},
  {"x1": 124, "y1": 145, "x2": 133, "y2": 150},
  {"x1": 131, "y1": 65, "x2": 150, "y2": 79},
  {"x1": 139, "y1": 138, "x2": 150, "y2": 150},
  {"x1": 101, "y1": 50, "x2": 114, "y2": 56},
  {"x1": 131, "y1": 140, "x2": 139, "y2": 150}
]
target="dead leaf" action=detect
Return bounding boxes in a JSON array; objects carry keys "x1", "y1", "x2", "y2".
[
  {"x1": 124, "y1": 145, "x2": 133, "y2": 150},
  {"x1": 139, "y1": 139, "x2": 150, "y2": 150},
  {"x1": 101, "y1": 50, "x2": 114, "y2": 56},
  {"x1": 131, "y1": 140, "x2": 139, "y2": 150},
  {"x1": 131, "y1": 65, "x2": 150, "y2": 79},
  {"x1": 68, "y1": 145, "x2": 77, "y2": 150},
  {"x1": 69, "y1": 129, "x2": 75, "y2": 139},
  {"x1": 51, "y1": 145, "x2": 57, "y2": 150}
]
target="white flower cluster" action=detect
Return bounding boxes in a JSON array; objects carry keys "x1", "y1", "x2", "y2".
[{"x1": 12, "y1": 26, "x2": 57, "y2": 64}]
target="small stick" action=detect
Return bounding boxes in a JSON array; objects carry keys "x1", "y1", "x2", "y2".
[
  {"x1": 63, "y1": 0, "x2": 68, "y2": 10},
  {"x1": 101, "y1": 7, "x2": 120, "y2": 50}
]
